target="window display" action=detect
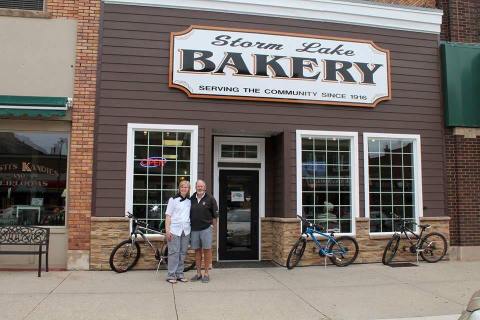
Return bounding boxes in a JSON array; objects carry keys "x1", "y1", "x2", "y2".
[{"x1": 0, "y1": 132, "x2": 68, "y2": 226}]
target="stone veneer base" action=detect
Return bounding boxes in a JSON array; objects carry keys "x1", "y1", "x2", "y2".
[
  {"x1": 91, "y1": 216, "x2": 450, "y2": 270},
  {"x1": 91, "y1": 217, "x2": 209, "y2": 271}
]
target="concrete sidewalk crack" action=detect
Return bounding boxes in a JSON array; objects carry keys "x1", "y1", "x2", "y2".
[
  {"x1": 171, "y1": 284, "x2": 179, "y2": 320},
  {"x1": 23, "y1": 271, "x2": 73, "y2": 320},
  {"x1": 262, "y1": 269, "x2": 332, "y2": 320}
]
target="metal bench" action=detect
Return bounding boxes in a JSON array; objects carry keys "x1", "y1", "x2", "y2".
[{"x1": 0, "y1": 226, "x2": 50, "y2": 277}]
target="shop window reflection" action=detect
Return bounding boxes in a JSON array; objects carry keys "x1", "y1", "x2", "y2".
[
  {"x1": 0, "y1": 132, "x2": 68, "y2": 226},
  {"x1": 300, "y1": 136, "x2": 353, "y2": 233},
  {"x1": 367, "y1": 137, "x2": 417, "y2": 233},
  {"x1": 132, "y1": 130, "x2": 191, "y2": 233}
]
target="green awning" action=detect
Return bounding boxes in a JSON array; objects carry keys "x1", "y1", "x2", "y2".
[
  {"x1": 441, "y1": 42, "x2": 480, "y2": 127},
  {"x1": 0, "y1": 95, "x2": 71, "y2": 117}
]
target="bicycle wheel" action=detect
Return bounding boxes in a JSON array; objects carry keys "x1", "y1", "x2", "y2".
[
  {"x1": 382, "y1": 235, "x2": 400, "y2": 265},
  {"x1": 382, "y1": 235, "x2": 400, "y2": 266},
  {"x1": 419, "y1": 232, "x2": 447, "y2": 263},
  {"x1": 183, "y1": 252, "x2": 196, "y2": 272},
  {"x1": 109, "y1": 239, "x2": 141, "y2": 273},
  {"x1": 328, "y1": 236, "x2": 359, "y2": 267},
  {"x1": 286, "y1": 237, "x2": 307, "y2": 269}
]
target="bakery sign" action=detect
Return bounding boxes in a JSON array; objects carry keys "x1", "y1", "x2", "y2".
[{"x1": 169, "y1": 26, "x2": 391, "y2": 107}]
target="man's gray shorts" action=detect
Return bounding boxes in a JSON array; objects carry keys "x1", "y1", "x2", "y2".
[{"x1": 190, "y1": 227, "x2": 212, "y2": 249}]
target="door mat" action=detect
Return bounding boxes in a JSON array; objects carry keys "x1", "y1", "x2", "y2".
[
  {"x1": 213, "y1": 261, "x2": 280, "y2": 269},
  {"x1": 388, "y1": 262, "x2": 418, "y2": 268}
]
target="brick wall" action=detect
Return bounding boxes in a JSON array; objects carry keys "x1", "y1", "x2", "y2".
[
  {"x1": 437, "y1": 0, "x2": 480, "y2": 42},
  {"x1": 445, "y1": 129, "x2": 480, "y2": 246},
  {"x1": 47, "y1": 0, "x2": 100, "y2": 258},
  {"x1": 373, "y1": 0, "x2": 436, "y2": 8}
]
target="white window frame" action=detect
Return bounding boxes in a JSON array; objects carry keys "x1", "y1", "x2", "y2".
[
  {"x1": 213, "y1": 136, "x2": 265, "y2": 261},
  {"x1": 296, "y1": 130, "x2": 359, "y2": 236},
  {"x1": 218, "y1": 142, "x2": 261, "y2": 162},
  {"x1": 363, "y1": 132, "x2": 423, "y2": 235},
  {"x1": 125, "y1": 124, "x2": 199, "y2": 227}
]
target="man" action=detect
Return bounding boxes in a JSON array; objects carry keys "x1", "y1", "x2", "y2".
[{"x1": 190, "y1": 179, "x2": 218, "y2": 283}]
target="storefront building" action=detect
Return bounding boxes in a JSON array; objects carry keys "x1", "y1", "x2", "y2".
[
  {"x1": 0, "y1": 0, "x2": 99, "y2": 270},
  {"x1": 90, "y1": 0, "x2": 449, "y2": 269}
]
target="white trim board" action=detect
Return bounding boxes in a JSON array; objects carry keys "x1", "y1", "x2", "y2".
[
  {"x1": 0, "y1": 105, "x2": 68, "y2": 111},
  {"x1": 104, "y1": 0, "x2": 443, "y2": 34}
]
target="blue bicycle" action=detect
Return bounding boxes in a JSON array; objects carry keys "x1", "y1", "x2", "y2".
[{"x1": 286, "y1": 215, "x2": 359, "y2": 269}]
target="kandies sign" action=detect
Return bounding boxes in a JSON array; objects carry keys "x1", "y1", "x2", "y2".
[{"x1": 169, "y1": 26, "x2": 391, "y2": 107}]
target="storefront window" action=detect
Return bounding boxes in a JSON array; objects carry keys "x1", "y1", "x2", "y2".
[
  {"x1": 0, "y1": 132, "x2": 68, "y2": 226},
  {"x1": 365, "y1": 135, "x2": 420, "y2": 233},
  {"x1": 298, "y1": 131, "x2": 357, "y2": 233},
  {"x1": 132, "y1": 128, "x2": 195, "y2": 232}
]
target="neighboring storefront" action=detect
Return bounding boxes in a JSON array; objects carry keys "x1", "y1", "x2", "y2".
[
  {"x1": 442, "y1": 43, "x2": 480, "y2": 260},
  {"x1": 437, "y1": 0, "x2": 480, "y2": 261},
  {"x1": 0, "y1": 0, "x2": 99, "y2": 270},
  {"x1": 0, "y1": 16, "x2": 76, "y2": 269},
  {"x1": 90, "y1": 0, "x2": 448, "y2": 268}
]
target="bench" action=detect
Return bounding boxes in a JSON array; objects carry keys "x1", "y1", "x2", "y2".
[{"x1": 0, "y1": 226, "x2": 50, "y2": 277}]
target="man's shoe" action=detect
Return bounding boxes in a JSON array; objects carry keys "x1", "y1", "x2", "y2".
[
  {"x1": 190, "y1": 274, "x2": 202, "y2": 282},
  {"x1": 202, "y1": 275, "x2": 210, "y2": 283}
]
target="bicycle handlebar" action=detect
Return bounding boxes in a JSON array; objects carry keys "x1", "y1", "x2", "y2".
[
  {"x1": 296, "y1": 215, "x2": 327, "y2": 232},
  {"x1": 389, "y1": 212, "x2": 417, "y2": 225},
  {"x1": 126, "y1": 211, "x2": 165, "y2": 235}
]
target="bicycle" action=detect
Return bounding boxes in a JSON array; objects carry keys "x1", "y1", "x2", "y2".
[
  {"x1": 109, "y1": 211, "x2": 196, "y2": 273},
  {"x1": 286, "y1": 214, "x2": 359, "y2": 269},
  {"x1": 382, "y1": 215, "x2": 448, "y2": 265}
]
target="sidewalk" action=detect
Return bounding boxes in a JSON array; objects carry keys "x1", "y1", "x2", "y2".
[{"x1": 1, "y1": 261, "x2": 479, "y2": 320}]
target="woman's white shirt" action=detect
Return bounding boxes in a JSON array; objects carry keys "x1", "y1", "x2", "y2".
[{"x1": 165, "y1": 197, "x2": 191, "y2": 236}]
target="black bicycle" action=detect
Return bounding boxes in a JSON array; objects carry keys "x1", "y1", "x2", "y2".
[
  {"x1": 382, "y1": 216, "x2": 447, "y2": 265},
  {"x1": 109, "y1": 211, "x2": 195, "y2": 273}
]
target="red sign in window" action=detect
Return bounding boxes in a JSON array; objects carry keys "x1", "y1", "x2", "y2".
[{"x1": 140, "y1": 157, "x2": 167, "y2": 168}]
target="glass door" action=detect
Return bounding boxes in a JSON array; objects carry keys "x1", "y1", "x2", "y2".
[{"x1": 218, "y1": 170, "x2": 259, "y2": 260}]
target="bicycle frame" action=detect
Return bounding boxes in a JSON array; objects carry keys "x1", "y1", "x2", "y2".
[
  {"x1": 303, "y1": 226, "x2": 343, "y2": 256},
  {"x1": 129, "y1": 214, "x2": 165, "y2": 257},
  {"x1": 394, "y1": 220, "x2": 427, "y2": 250}
]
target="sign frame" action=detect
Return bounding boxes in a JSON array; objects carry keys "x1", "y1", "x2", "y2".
[{"x1": 169, "y1": 25, "x2": 391, "y2": 108}]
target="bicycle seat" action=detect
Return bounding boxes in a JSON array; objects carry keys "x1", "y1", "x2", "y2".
[{"x1": 418, "y1": 224, "x2": 431, "y2": 230}]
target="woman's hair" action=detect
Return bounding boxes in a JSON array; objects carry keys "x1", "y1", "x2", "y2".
[
  {"x1": 174, "y1": 180, "x2": 190, "y2": 201},
  {"x1": 178, "y1": 180, "x2": 190, "y2": 189}
]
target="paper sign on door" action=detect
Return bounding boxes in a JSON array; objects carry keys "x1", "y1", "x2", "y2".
[{"x1": 231, "y1": 191, "x2": 244, "y2": 202}]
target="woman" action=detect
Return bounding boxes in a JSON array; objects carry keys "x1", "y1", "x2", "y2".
[{"x1": 165, "y1": 180, "x2": 191, "y2": 283}]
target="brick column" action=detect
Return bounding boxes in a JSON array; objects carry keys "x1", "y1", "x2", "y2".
[
  {"x1": 445, "y1": 128, "x2": 480, "y2": 260},
  {"x1": 48, "y1": 0, "x2": 100, "y2": 269},
  {"x1": 440, "y1": 0, "x2": 480, "y2": 43}
]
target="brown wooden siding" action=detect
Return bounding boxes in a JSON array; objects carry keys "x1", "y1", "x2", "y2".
[{"x1": 93, "y1": 4, "x2": 445, "y2": 218}]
